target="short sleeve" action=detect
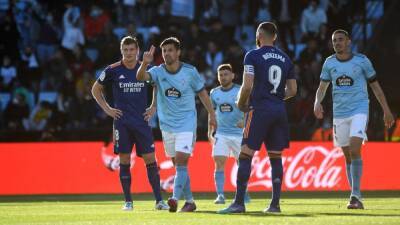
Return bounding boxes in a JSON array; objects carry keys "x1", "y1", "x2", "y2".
[
  {"x1": 361, "y1": 57, "x2": 376, "y2": 80},
  {"x1": 97, "y1": 67, "x2": 113, "y2": 85},
  {"x1": 320, "y1": 59, "x2": 331, "y2": 81},
  {"x1": 147, "y1": 66, "x2": 159, "y2": 84},
  {"x1": 210, "y1": 89, "x2": 216, "y2": 108},
  {"x1": 243, "y1": 51, "x2": 255, "y2": 76},
  {"x1": 191, "y1": 67, "x2": 205, "y2": 93}
]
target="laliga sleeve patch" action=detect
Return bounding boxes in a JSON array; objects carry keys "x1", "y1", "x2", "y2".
[{"x1": 99, "y1": 71, "x2": 106, "y2": 81}]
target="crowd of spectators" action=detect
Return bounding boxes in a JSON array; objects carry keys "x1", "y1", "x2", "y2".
[{"x1": 0, "y1": 0, "x2": 375, "y2": 141}]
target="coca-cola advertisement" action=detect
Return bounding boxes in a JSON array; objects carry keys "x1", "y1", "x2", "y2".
[{"x1": 0, "y1": 142, "x2": 399, "y2": 195}]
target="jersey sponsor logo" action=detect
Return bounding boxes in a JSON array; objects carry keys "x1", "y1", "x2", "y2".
[
  {"x1": 119, "y1": 74, "x2": 126, "y2": 79},
  {"x1": 119, "y1": 82, "x2": 145, "y2": 93},
  {"x1": 219, "y1": 103, "x2": 233, "y2": 112},
  {"x1": 336, "y1": 75, "x2": 354, "y2": 86},
  {"x1": 165, "y1": 87, "x2": 181, "y2": 98}
]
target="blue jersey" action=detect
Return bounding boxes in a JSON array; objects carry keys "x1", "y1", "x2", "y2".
[
  {"x1": 320, "y1": 53, "x2": 376, "y2": 118},
  {"x1": 148, "y1": 63, "x2": 205, "y2": 132},
  {"x1": 97, "y1": 61, "x2": 150, "y2": 127},
  {"x1": 243, "y1": 46, "x2": 295, "y2": 110},
  {"x1": 210, "y1": 84, "x2": 243, "y2": 137}
]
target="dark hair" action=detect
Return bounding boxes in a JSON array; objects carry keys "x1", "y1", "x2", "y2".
[
  {"x1": 120, "y1": 36, "x2": 139, "y2": 48},
  {"x1": 332, "y1": 29, "x2": 351, "y2": 39},
  {"x1": 160, "y1": 37, "x2": 181, "y2": 50},
  {"x1": 258, "y1": 22, "x2": 278, "y2": 37},
  {"x1": 217, "y1": 64, "x2": 233, "y2": 72}
]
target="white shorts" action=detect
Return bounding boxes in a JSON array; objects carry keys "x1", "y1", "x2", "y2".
[
  {"x1": 161, "y1": 131, "x2": 196, "y2": 157},
  {"x1": 333, "y1": 114, "x2": 368, "y2": 147},
  {"x1": 212, "y1": 134, "x2": 242, "y2": 159}
]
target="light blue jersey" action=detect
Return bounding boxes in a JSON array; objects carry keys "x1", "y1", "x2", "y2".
[
  {"x1": 320, "y1": 53, "x2": 376, "y2": 118},
  {"x1": 210, "y1": 84, "x2": 243, "y2": 137},
  {"x1": 148, "y1": 63, "x2": 205, "y2": 132}
]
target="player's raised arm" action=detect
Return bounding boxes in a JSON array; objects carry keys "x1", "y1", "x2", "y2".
[
  {"x1": 284, "y1": 79, "x2": 297, "y2": 100},
  {"x1": 313, "y1": 81, "x2": 330, "y2": 119},
  {"x1": 237, "y1": 71, "x2": 254, "y2": 112},
  {"x1": 369, "y1": 80, "x2": 395, "y2": 128},
  {"x1": 198, "y1": 89, "x2": 217, "y2": 130},
  {"x1": 137, "y1": 45, "x2": 155, "y2": 81},
  {"x1": 91, "y1": 81, "x2": 123, "y2": 119}
]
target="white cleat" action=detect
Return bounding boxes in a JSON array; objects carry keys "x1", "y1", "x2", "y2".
[
  {"x1": 214, "y1": 195, "x2": 226, "y2": 204},
  {"x1": 155, "y1": 200, "x2": 170, "y2": 210},
  {"x1": 122, "y1": 202, "x2": 133, "y2": 211}
]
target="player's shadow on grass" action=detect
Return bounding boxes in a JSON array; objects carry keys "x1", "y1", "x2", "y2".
[
  {"x1": 316, "y1": 212, "x2": 400, "y2": 217},
  {"x1": 195, "y1": 210, "x2": 311, "y2": 217}
]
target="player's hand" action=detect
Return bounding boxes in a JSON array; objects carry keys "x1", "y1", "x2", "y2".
[
  {"x1": 143, "y1": 45, "x2": 155, "y2": 64},
  {"x1": 143, "y1": 105, "x2": 156, "y2": 122},
  {"x1": 105, "y1": 107, "x2": 123, "y2": 120},
  {"x1": 208, "y1": 113, "x2": 217, "y2": 130},
  {"x1": 238, "y1": 103, "x2": 250, "y2": 113},
  {"x1": 208, "y1": 131, "x2": 215, "y2": 145},
  {"x1": 383, "y1": 111, "x2": 395, "y2": 128},
  {"x1": 313, "y1": 102, "x2": 324, "y2": 119},
  {"x1": 236, "y1": 120, "x2": 244, "y2": 128}
]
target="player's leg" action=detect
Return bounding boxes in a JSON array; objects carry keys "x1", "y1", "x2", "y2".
[
  {"x1": 342, "y1": 146, "x2": 352, "y2": 188},
  {"x1": 135, "y1": 126, "x2": 167, "y2": 210},
  {"x1": 212, "y1": 134, "x2": 229, "y2": 204},
  {"x1": 263, "y1": 114, "x2": 289, "y2": 213},
  {"x1": 174, "y1": 132, "x2": 196, "y2": 212},
  {"x1": 333, "y1": 118, "x2": 353, "y2": 189},
  {"x1": 213, "y1": 156, "x2": 227, "y2": 203},
  {"x1": 347, "y1": 114, "x2": 368, "y2": 209},
  {"x1": 230, "y1": 136, "x2": 251, "y2": 204},
  {"x1": 218, "y1": 110, "x2": 264, "y2": 214},
  {"x1": 114, "y1": 123, "x2": 134, "y2": 210}
]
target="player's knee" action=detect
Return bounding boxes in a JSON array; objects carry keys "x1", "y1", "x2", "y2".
[
  {"x1": 119, "y1": 153, "x2": 131, "y2": 165},
  {"x1": 214, "y1": 158, "x2": 226, "y2": 170},
  {"x1": 239, "y1": 152, "x2": 253, "y2": 160},
  {"x1": 142, "y1": 153, "x2": 156, "y2": 165},
  {"x1": 268, "y1": 151, "x2": 282, "y2": 159},
  {"x1": 175, "y1": 152, "x2": 190, "y2": 166}
]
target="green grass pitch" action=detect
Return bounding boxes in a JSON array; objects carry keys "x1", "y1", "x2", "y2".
[{"x1": 1, "y1": 192, "x2": 399, "y2": 225}]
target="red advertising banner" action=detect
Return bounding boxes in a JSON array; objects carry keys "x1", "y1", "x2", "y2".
[{"x1": 0, "y1": 142, "x2": 399, "y2": 195}]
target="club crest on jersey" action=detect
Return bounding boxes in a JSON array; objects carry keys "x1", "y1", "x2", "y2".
[
  {"x1": 220, "y1": 103, "x2": 233, "y2": 112},
  {"x1": 165, "y1": 87, "x2": 181, "y2": 98},
  {"x1": 99, "y1": 71, "x2": 106, "y2": 81},
  {"x1": 336, "y1": 75, "x2": 353, "y2": 86}
]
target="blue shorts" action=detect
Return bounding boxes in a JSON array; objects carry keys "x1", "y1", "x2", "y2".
[
  {"x1": 242, "y1": 109, "x2": 289, "y2": 151},
  {"x1": 113, "y1": 121, "x2": 155, "y2": 157}
]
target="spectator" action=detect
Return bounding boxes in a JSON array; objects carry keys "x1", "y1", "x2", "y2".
[
  {"x1": 23, "y1": 100, "x2": 53, "y2": 131},
  {"x1": 4, "y1": 93, "x2": 30, "y2": 131},
  {"x1": 0, "y1": 55, "x2": 17, "y2": 90},
  {"x1": 205, "y1": 40, "x2": 223, "y2": 74},
  {"x1": 36, "y1": 12, "x2": 61, "y2": 64},
  {"x1": 300, "y1": 0, "x2": 327, "y2": 41}
]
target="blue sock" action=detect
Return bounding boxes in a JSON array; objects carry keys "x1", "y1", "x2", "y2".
[
  {"x1": 270, "y1": 158, "x2": 283, "y2": 207},
  {"x1": 351, "y1": 159, "x2": 363, "y2": 199},
  {"x1": 214, "y1": 170, "x2": 225, "y2": 196},
  {"x1": 119, "y1": 164, "x2": 132, "y2": 202},
  {"x1": 172, "y1": 166, "x2": 188, "y2": 200},
  {"x1": 183, "y1": 173, "x2": 194, "y2": 202},
  {"x1": 146, "y1": 162, "x2": 162, "y2": 202},
  {"x1": 346, "y1": 162, "x2": 352, "y2": 188},
  {"x1": 234, "y1": 157, "x2": 252, "y2": 206}
]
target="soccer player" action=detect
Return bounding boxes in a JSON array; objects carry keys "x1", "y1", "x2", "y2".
[
  {"x1": 137, "y1": 37, "x2": 217, "y2": 212},
  {"x1": 218, "y1": 22, "x2": 297, "y2": 214},
  {"x1": 91, "y1": 36, "x2": 169, "y2": 211},
  {"x1": 314, "y1": 29, "x2": 394, "y2": 209},
  {"x1": 208, "y1": 64, "x2": 250, "y2": 204}
]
